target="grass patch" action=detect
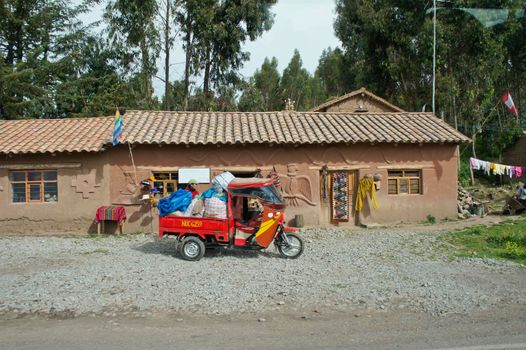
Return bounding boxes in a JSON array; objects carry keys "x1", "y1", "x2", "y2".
[{"x1": 439, "y1": 219, "x2": 526, "y2": 265}]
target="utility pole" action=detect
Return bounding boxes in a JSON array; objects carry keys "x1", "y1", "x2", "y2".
[{"x1": 431, "y1": 0, "x2": 437, "y2": 114}]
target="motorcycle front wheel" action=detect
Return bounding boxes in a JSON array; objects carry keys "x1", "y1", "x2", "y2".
[{"x1": 277, "y1": 232, "x2": 304, "y2": 259}]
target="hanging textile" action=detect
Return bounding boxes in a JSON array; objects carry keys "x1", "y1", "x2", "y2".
[
  {"x1": 331, "y1": 172, "x2": 349, "y2": 221},
  {"x1": 470, "y1": 157, "x2": 525, "y2": 178},
  {"x1": 355, "y1": 178, "x2": 378, "y2": 212}
]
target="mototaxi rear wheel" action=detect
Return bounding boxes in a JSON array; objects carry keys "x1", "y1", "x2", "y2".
[{"x1": 179, "y1": 236, "x2": 205, "y2": 261}]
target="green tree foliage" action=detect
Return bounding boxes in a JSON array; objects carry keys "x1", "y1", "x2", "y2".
[
  {"x1": 0, "y1": 0, "x2": 146, "y2": 119},
  {"x1": 159, "y1": 0, "x2": 176, "y2": 111},
  {"x1": 53, "y1": 34, "x2": 145, "y2": 117},
  {"x1": 240, "y1": 51, "x2": 331, "y2": 112},
  {"x1": 0, "y1": 0, "x2": 277, "y2": 117},
  {"x1": 280, "y1": 50, "x2": 312, "y2": 111},
  {"x1": 334, "y1": 0, "x2": 526, "y2": 157},
  {"x1": 315, "y1": 47, "x2": 348, "y2": 99},
  {"x1": 254, "y1": 57, "x2": 282, "y2": 111},
  {"x1": 175, "y1": 0, "x2": 277, "y2": 109},
  {"x1": 307, "y1": 72, "x2": 327, "y2": 110},
  {"x1": 334, "y1": 0, "x2": 432, "y2": 110},
  {"x1": 238, "y1": 78, "x2": 265, "y2": 112},
  {"x1": 104, "y1": 0, "x2": 160, "y2": 109},
  {"x1": 277, "y1": 50, "x2": 329, "y2": 111},
  {"x1": 238, "y1": 57, "x2": 281, "y2": 111},
  {"x1": 0, "y1": 0, "x2": 83, "y2": 119}
]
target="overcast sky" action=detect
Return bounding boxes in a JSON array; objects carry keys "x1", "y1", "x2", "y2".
[
  {"x1": 240, "y1": 0, "x2": 340, "y2": 77},
  {"x1": 80, "y1": 0, "x2": 341, "y2": 96}
]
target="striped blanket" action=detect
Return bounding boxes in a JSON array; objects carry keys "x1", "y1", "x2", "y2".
[{"x1": 95, "y1": 206, "x2": 127, "y2": 226}]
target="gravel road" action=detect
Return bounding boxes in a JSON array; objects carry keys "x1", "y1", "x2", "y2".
[{"x1": 1, "y1": 223, "x2": 525, "y2": 318}]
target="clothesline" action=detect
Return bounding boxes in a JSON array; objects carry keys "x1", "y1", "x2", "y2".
[{"x1": 470, "y1": 157, "x2": 523, "y2": 178}]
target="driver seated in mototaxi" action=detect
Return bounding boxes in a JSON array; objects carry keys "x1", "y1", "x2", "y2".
[{"x1": 233, "y1": 197, "x2": 263, "y2": 233}]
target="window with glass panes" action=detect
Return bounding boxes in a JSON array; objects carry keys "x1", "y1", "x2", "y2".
[
  {"x1": 387, "y1": 170, "x2": 421, "y2": 195},
  {"x1": 152, "y1": 172, "x2": 178, "y2": 197},
  {"x1": 9, "y1": 170, "x2": 58, "y2": 203}
]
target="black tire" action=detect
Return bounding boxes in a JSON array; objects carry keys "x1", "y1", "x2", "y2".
[
  {"x1": 277, "y1": 232, "x2": 304, "y2": 259},
  {"x1": 178, "y1": 236, "x2": 205, "y2": 261}
]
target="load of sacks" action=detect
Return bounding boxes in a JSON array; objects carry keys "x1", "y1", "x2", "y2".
[{"x1": 157, "y1": 172, "x2": 235, "y2": 219}]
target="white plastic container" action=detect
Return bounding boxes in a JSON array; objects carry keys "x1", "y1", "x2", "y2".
[{"x1": 212, "y1": 172, "x2": 235, "y2": 192}]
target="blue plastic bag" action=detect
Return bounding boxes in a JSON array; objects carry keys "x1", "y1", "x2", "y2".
[
  {"x1": 158, "y1": 189, "x2": 192, "y2": 217},
  {"x1": 201, "y1": 188, "x2": 227, "y2": 202}
]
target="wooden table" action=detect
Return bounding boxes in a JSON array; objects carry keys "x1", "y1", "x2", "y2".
[{"x1": 95, "y1": 206, "x2": 127, "y2": 234}]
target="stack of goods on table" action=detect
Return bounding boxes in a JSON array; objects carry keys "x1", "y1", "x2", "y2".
[{"x1": 157, "y1": 172, "x2": 235, "y2": 219}]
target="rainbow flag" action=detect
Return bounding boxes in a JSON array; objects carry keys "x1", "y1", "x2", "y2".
[{"x1": 112, "y1": 109, "x2": 123, "y2": 145}]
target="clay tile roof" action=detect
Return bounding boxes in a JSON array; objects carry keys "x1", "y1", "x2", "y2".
[
  {"x1": 0, "y1": 117, "x2": 112, "y2": 155},
  {"x1": 121, "y1": 110, "x2": 469, "y2": 146},
  {"x1": 310, "y1": 87, "x2": 406, "y2": 112},
  {"x1": 0, "y1": 111, "x2": 469, "y2": 155}
]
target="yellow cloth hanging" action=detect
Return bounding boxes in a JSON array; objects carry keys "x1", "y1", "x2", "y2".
[
  {"x1": 355, "y1": 178, "x2": 378, "y2": 212},
  {"x1": 490, "y1": 163, "x2": 497, "y2": 174}
]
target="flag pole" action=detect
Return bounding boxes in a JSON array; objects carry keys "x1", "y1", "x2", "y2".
[
  {"x1": 114, "y1": 107, "x2": 138, "y2": 186},
  {"x1": 128, "y1": 141, "x2": 138, "y2": 186}
]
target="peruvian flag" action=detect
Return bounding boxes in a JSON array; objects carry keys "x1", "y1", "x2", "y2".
[{"x1": 502, "y1": 90, "x2": 519, "y2": 118}]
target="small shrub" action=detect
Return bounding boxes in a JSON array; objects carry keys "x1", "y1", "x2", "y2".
[
  {"x1": 504, "y1": 241, "x2": 525, "y2": 257},
  {"x1": 426, "y1": 214, "x2": 436, "y2": 224}
]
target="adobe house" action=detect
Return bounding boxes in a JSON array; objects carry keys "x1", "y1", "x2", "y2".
[{"x1": 0, "y1": 103, "x2": 469, "y2": 234}]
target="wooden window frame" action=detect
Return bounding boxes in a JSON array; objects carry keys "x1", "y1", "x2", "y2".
[
  {"x1": 9, "y1": 170, "x2": 58, "y2": 203},
  {"x1": 387, "y1": 170, "x2": 422, "y2": 195},
  {"x1": 152, "y1": 171, "x2": 178, "y2": 197}
]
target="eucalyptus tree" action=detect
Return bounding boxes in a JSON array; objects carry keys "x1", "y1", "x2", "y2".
[
  {"x1": 104, "y1": 0, "x2": 160, "y2": 109},
  {"x1": 334, "y1": 0, "x2": 526, "y2": 158},
  {"x1": 176, "y1": 0, "x2": 277, "y2": 109},
  {"x1": 280, "y1": 50, "x2": 312, "y2": 111},
  {"x1": 0, "y1": 0, "x2": 90, "y2": 118}
]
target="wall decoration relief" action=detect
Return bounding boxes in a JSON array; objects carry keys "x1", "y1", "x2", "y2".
[
  {"x1": 71, "y1": 169, "x2": 101, "y2": 199},
  {"x1": 120, "y1": 170, "x2": 139, "y2": 195},
  {"x1": 112, "y1": 169, "x2": 148, "y2": 205},
  {"x1": 280, "y1": 163, "x2": 316, "y2": 207}
]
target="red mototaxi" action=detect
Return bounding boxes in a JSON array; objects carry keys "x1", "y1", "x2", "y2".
[{"x1": 159, "y1": 177, "x2": 304, "y2": 261}]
